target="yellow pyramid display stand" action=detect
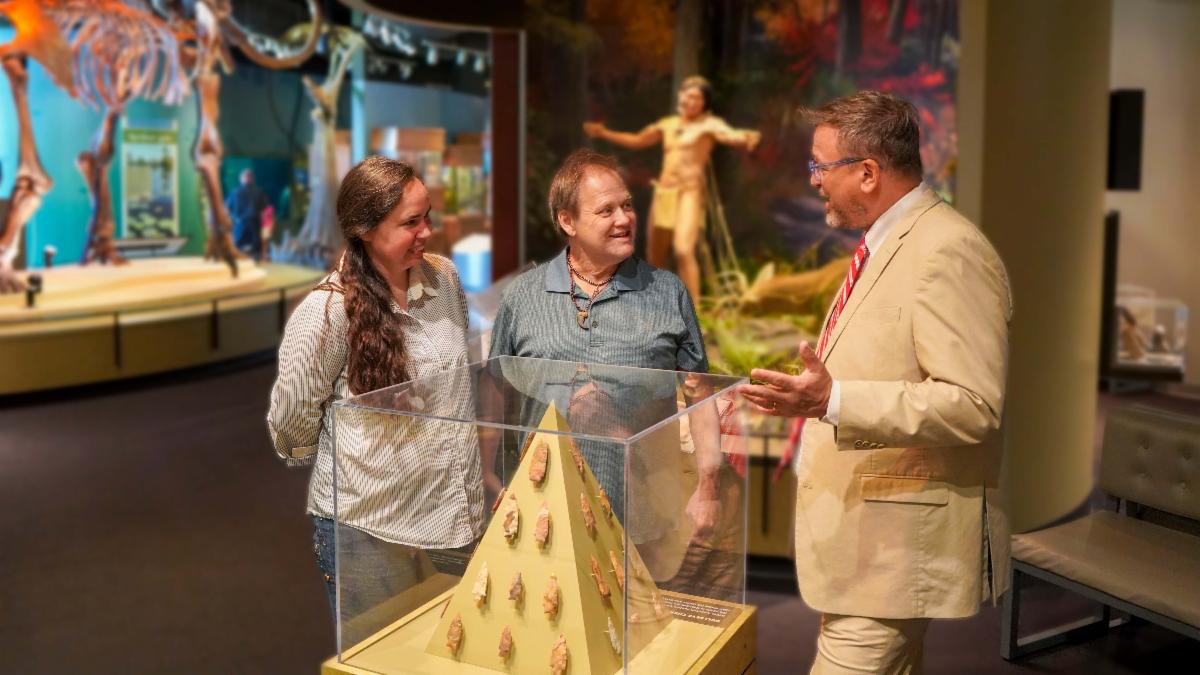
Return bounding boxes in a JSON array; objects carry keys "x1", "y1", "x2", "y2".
[{"x1": 425, "y1": 403, "x2": 670, "y2": 674}]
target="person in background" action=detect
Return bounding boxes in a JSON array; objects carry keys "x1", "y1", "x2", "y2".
[
  {"x1": 259, "y1": 203, "x2": 275, "y2": 261},
  {"x1": 226, "y1": 168, "x2": 270, "y2": 259}
]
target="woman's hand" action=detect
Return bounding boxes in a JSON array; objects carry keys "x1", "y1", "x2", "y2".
[
  {"x1": 483, "y1": 470, "x2": 504, "y2": 504},
  {"x1": 686, "y1": 467, "x2": 722, "y2": 543}
]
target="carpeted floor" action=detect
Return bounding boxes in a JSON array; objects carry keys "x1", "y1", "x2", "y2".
[
  {"x1": 0, "y1": 359, "x2": 332, "y2": 674},
  {"x1": 1, "y1": 360, "x2": 1197, "y2": 673},
  {"x1": 749, "y1": 584, "x2": 1199, "y2": 674}
]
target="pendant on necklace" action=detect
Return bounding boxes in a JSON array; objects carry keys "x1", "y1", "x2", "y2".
[{"x1": 577, "y1": 310, "x2": 589, "y2": 329}]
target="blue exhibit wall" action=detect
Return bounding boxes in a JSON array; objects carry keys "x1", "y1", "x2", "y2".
[{"x1": 215, "y1": 67, "x2": 323, "y2": 240}]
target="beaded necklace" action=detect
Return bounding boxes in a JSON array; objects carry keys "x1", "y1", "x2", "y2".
[{"x1": 566, "y1": 250, "x2": 617, "y2": 330}]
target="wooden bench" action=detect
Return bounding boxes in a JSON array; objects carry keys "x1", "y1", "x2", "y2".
[{"x1": 1001, "y1": 405, "x2": 1200, "y2": 659}]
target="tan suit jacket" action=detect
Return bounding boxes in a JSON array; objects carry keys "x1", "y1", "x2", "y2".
[{"x1": 794, "y1": 185, "x2": 1012, "y2": 619}]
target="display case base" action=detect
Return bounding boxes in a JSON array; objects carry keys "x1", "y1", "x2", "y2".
[{"x1": 321, "y1": 588, "x2": 756, "y2": 675}]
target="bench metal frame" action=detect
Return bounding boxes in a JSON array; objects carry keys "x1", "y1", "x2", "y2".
[{"x1": 1001, "y1": 500, "x2": 1200, "y2": 660}]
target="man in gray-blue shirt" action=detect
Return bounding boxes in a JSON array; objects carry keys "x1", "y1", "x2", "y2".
[
  {"x1": 487, "y1": 147, "x2": 706, "y2": 373},
  {"x1": 488, "y1": 246, "x2": 707, "y2": 372},
  {"x1": 487, "y1": 149, "x2": 727, "y2": 590}
]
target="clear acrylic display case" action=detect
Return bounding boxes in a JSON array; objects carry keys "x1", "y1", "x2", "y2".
[
  {"x1": 443, "y1": 144, "x2": 487, "y2": 216},
  {"x1": 397, "y1": 147, "x2": 444, "y2": 189},
  {"x1": 328, "y1": 356, "x2": 750, "y2": 674},
  {"x1": 372, "y1": 126, "x2": 446, "y2": 189},
  {"x1": 1115, "y1": 294, "x2": 1188, "y2": 372},
  {"x1": 444, "y1": 163, "x2": 486, "y2": 215}
]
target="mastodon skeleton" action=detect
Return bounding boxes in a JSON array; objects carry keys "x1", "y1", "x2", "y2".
[
  {"x1": 0, "y1": 0, "x2": 187, "y2": 291},
  {"x1": 0, "y1": 0, "x2": 321, "y2": 292}
]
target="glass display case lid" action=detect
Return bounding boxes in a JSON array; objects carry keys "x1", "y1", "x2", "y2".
[{"x1": 335, "y1": 355, "x2": 747, "y2": 443}]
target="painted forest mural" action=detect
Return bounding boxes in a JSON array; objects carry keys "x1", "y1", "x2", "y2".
[{"x1": 524, "y1": 0, "x2": 960, "y2": 374}]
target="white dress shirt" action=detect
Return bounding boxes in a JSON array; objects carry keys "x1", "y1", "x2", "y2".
[{"x1": 823, "y1": 182, "x2": 929, "y2": 428}]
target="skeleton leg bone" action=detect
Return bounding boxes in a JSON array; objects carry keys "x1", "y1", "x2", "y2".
[
  {"x1": 192, "y1": 68, "x2": 239, "y2": 278},
  {"x1": 78, "y1": 106, "x2": 127, "y2": 265},
  {"x1": 0, "y1": 55, "x2": 53, "y2": 293}
]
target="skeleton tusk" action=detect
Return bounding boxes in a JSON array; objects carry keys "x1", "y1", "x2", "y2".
[{"x1": 222, "y1": 0, "x2": 322, "y2": 70}]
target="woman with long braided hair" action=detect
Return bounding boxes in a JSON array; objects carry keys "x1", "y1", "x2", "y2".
[{"x1": 268, "y1": 156, "x2": 483, "y2": 618}]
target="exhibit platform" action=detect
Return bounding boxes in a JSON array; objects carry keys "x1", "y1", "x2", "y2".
[
  {"x1": 0, "y1": 257, "x2": 324, "y2": 395},
  {"x1": 321, "y1": 586, "x2": 756, "y2": 675}
]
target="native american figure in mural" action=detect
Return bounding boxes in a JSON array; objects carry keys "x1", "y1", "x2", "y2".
[
  {"x1": 0, "y1": 0, "x2": 322, "y2": 293},
  {"x1": 584, "y1": 75, "x2": 761, "y2": 301},
  {"x1": 273, "y1": 24, "x2": 364, "y2": 270}
]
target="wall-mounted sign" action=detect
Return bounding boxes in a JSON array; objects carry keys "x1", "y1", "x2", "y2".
[{"x1": 121, "y1": 122, "x2": 179, "y2": 238}]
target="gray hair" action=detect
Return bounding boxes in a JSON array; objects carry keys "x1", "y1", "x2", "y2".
[{"x1": 800, "y1": 90, "x2": 923, "y2": 179}]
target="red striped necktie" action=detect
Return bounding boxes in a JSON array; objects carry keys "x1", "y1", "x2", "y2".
[
  {"x1": 775, "y1": 234, "x2": 871, "y2": 481},
  {"x1": 817, "y1": 235, "x2": 871, "y2": 358}
]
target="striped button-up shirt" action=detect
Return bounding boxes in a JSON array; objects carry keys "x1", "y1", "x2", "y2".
[
  {"x1": 488, "y1": 248, "x2": 708, "y2": 372},
  {"x1": 268, "y1": 255, "x2": 485, "y2": 548}
]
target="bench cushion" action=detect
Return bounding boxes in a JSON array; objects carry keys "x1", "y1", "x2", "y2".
[
  {"x1": 1100, "y1": 406, "x2": 1200, "y2": 522},
  {"x1": 1012, "y1": 510, "x2": 1200, "y2": 628}
]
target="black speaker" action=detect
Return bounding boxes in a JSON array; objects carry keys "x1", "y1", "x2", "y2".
[
  {"x1": 1107, "y1": 89, "x2": 1144, "y2": 191},
  {"x1": 1098, "y1": 210, "x2": 1120, "y2": 380}
]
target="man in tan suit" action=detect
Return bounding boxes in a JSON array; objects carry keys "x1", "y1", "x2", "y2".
[{"x1": 740, "y1": 91, "x2": 1012, "y2": 674}]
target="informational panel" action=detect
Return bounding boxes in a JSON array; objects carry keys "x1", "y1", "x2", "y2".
[{"x1": 121, "y1": 121, "x2": 180, "y2": 238}]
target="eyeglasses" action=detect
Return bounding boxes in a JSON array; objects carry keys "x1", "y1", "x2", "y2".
[{"x1": 807, "y1": 157, "x2": 866, "y2": 180}]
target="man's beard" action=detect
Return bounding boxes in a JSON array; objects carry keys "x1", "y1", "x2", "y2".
[{"x1": 825, "y1": 198, "x2": 866, "y2": 229}]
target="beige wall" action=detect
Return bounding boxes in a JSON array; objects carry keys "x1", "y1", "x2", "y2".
[
  {"x1": 958, "y1": 0, "x2": 1112, "y2": 532},
  {"x1": 1107, "y1": 0, "x2": 1200, "y2": 384}
]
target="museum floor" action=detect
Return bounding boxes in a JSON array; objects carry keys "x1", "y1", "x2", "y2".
[{"x1": 2, "y1": 359, "x2": 1198, "y2": 674}]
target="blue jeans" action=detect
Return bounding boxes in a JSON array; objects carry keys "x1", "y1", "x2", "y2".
[
  {"x1": 311, "y1": 516, "x2": 476, "y2": 645},
  {"x1": 312, "y1": 515, "x2": 435, "y2": 613},
  {"x1": 311, "y1": 516, "x2": 338, "y2": 616}
]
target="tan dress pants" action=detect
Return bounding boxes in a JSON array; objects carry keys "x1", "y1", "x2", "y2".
[{"x1": 809, "y1": 614, "x2": 931, "y2": 675}]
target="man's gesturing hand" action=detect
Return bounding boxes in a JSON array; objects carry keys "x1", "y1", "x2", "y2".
[{"x1": 738, "y1": 341, "x2": 832, "y2": 418}]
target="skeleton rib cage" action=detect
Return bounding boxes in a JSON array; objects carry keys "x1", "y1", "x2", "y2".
[
  {"x1": 5, "y1": 0, "x2": 188, "y2": 109},
  {"x1": 0, "y1": 0, "x2": 323, "y2": 290}
]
